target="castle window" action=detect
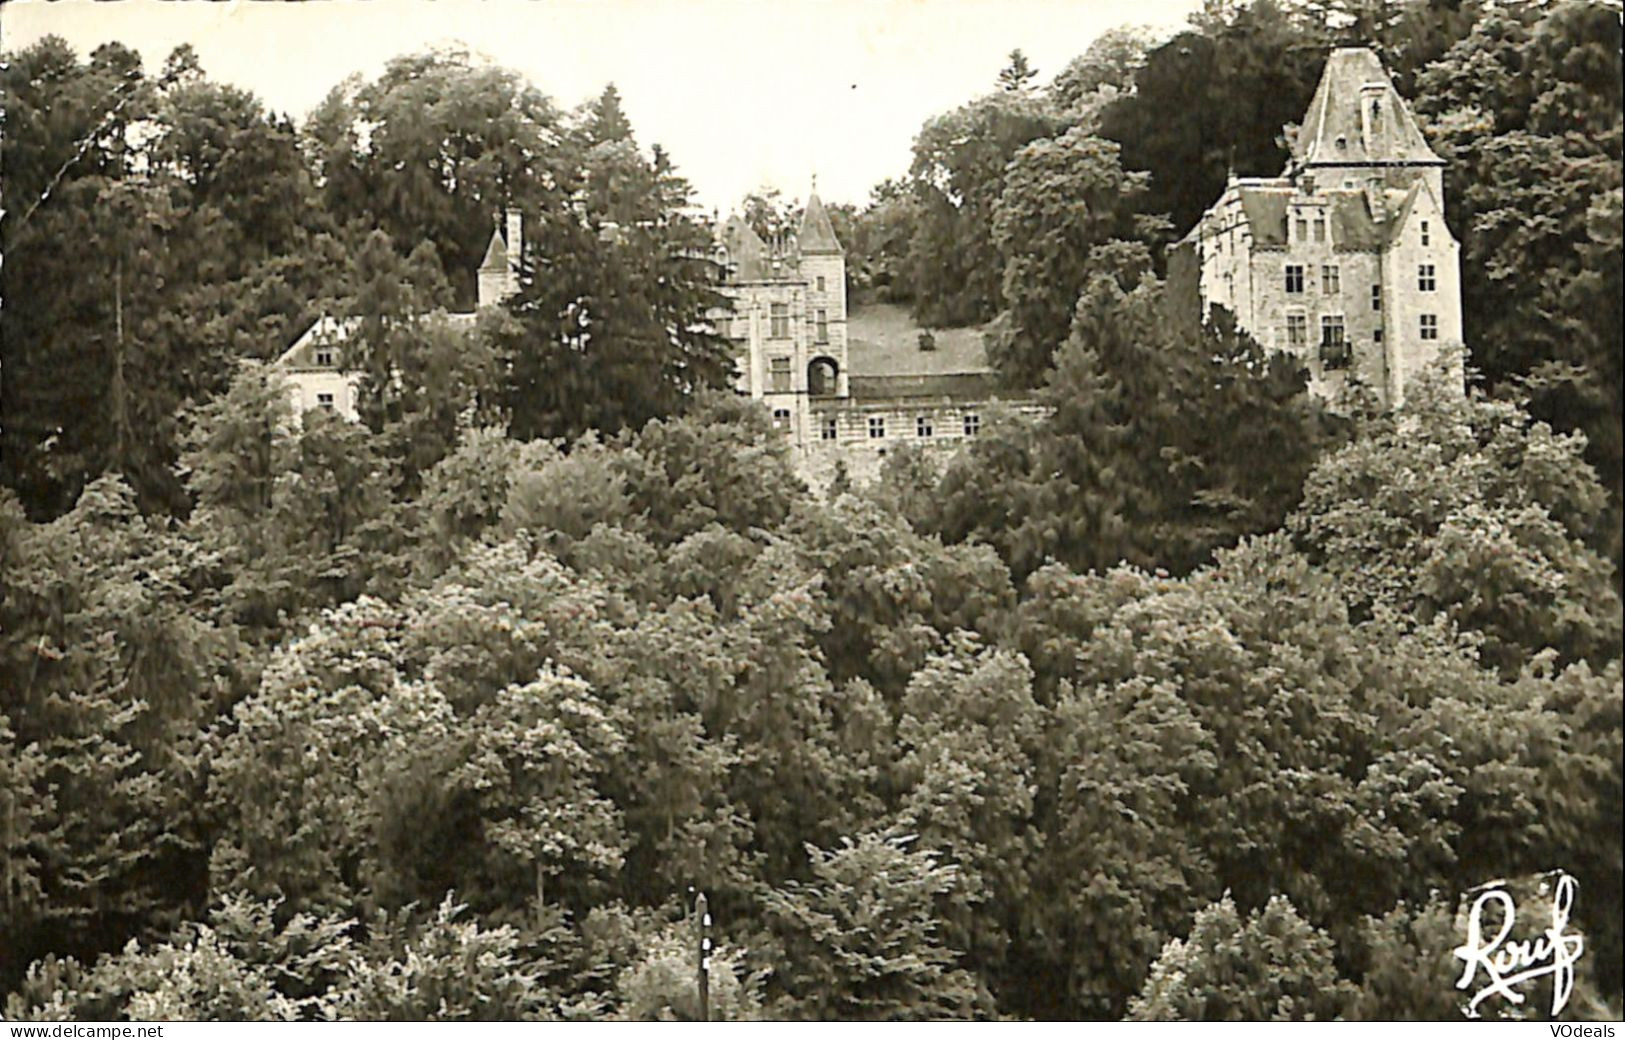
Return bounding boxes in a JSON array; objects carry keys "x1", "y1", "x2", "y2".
[
  {"x1": 816, "y1": 309, "x2": 829, "y2": 343},
  {"x1": 1371, "y1": 284, "x2": 1381, "y2": 311},
  {"x1": 963, "y1": 413, "x2": 981, "y2": 437},
  {"x1": 1418, "y1": 264, "x2": 1436, "y2": 292},
  {"x1": 1421, "y1": 220, "x2": 1430, "y2": 247},
  {"x1": 816, "y1": 276, "x2": 826, "y2": 292},
  {"x1": 821, "y1": 416, "x2": 839, "y2": 441},
  {"x1": 772, "y1": 408, "x2": 792, "y2": 429},
  {"x1": 769, "y1": 356, "x2": 792, "y2": 392},
  {"x1": 1322, "y1": 265, "x2": 1340, "y2": 294},
  {"x1": 1286, "y1": 313, "x2": 1308, "y2": 348},
  {"x1": 1420, "y1": 314, "x2": 1438, "y2": 340},
  {"x1": 868, "y1": 416, "x2": 886, "y2": 439},
  {"x1": 1320, "y1": 315, "x2": 1349, "y2": 369},
  {"x1": 1294, "y1": 215, "x2": 1308, "y2": 241},
  {"x1": 1313, "y1": 216, "x2": 1326, "y2": 242},
  {"x1": 317, "y1": 392, "x2": 335, "y2": 409},
  {"x1": 315, "y1": 349, "x2": 335, "y2": 367},
  {"x1": 770, "y1": 302, "x2": 790, "y2": 338},
  {"x1": 1374, "y1": 328, "x2": 1383, "y2": 343},
  {"x1": 917, "y1": 415, "x2": 934, "y2": 438},
  {"x1": 1285, "y1": 265, "x2": 1305, "y2": 294}
]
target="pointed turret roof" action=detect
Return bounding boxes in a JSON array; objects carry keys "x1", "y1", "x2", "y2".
[
  {"x1": 798, "y1": 192, "x2": 843, "y2": 256},
  {"x1": 719, "y1": 214, "x2": 772, "y2": 280},
  {"x1": 479, "y1": 225, "x2": 508, "y2": 271},
  {"x1": 1294, "y1": 47, "x2": 1441, "y2": 168}
]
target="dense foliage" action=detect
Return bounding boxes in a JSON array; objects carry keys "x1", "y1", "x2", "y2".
[{"x1": 2, "y1": 3, "x2": 1621, "y2": 1021}]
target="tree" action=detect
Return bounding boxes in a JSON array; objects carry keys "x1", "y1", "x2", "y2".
[
  {"x1": 496, "y1": 144, "x2": 733, "y2": 442},
  {"x1": 2, "y1": 39, "x2": 332, "y2": 518},
  {"x1": 304, "y1": 48, "x2": 564, "y2": 308},
  {"x1": 1410, "y1": 4, "x2": 1624, "y2": 567},
  {"x1": 372, "y1": 669, "x2": 629, "y2": 914},
  {"x1": 905, "y1": 91, "x2": 1067, "y2": 327},
  {"x1": 738, "y1": 186, "x2": 801, "y2": 244},
  {"x1": 611, "y1": 392, "x2": 804, "y2": 545},
  {"x1": 1049, "y1": 26, "x2": 1158, "y2": 111},
  {"x1": 932, "y1": 273, "x2": 1329, "y2": 582},
  {"x1": 988, "y1": 127, "x2": 1153, "y2": 386},
  {"x1": 996, "y1": 49, "x2": 1039, "y2": 92},
  {"x1": 617, "y1": 922, "x2": 761, "y2": 1020},
  {"x1": 581, "y1": 83, "x2": 635, "y2": 147},
  {"x1": 891, "y1": 636, "x2": 1044, "y2": 997},
  {"x1": 1098, "y1": 2, "x2": 1327, "y2": 234},
  {"x1": 1289, "y1": 366, "x2": 1622, "y2": 674},
  {"x1": 764, "y1": 832, "x2": 988, "y2": 1019},
  {"x1": 0, "y1": 478, "x2": 232, "y2": 992},
  {"x1": 1128, "y1": 894, "x2": 1357, "y2": 1021}
]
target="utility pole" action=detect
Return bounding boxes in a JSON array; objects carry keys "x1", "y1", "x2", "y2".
[{"x1": 694, "y1": 890, "x2": 711, "y2": 1022}]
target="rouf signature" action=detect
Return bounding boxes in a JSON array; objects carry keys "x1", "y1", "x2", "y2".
[{"x1": 1453, "y1": 871, "x2": 1584, "y2": 1019}]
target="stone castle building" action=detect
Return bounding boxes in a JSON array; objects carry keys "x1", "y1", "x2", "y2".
[
  {"x1": 713, "y1": 193, "x2": 1037, "y2": 487},
  {"x1": 277, "y1": 46, "x2": 1459, "y2": 479},
  {"x1": 276, "y1": 190, "x2": 1035, "y2": 487},
  {"x1": 1171, "y1": 46, "x2": 1464, "y2": 405}
]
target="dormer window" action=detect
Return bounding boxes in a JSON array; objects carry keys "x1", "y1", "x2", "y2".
[{"x1": 315, "y1": 349, "x2": 335, "y2": 367}]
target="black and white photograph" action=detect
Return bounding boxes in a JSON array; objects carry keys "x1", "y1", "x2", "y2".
[{"x1": 0, "y1": 0, "x2": 1621, "y2": 1024}]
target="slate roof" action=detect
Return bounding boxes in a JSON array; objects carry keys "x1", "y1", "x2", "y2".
[
  {"x1": 1238, "y1": 188, "x2": 1290, "y2": 247},
  {"x1": 1295, "y1": 47, "x2": 1442, "y2": 167},
  {"x1": 845, "y1": 303, "x2": 993, "y2": 379},
  {"x1": 479, "y1": 226, "x2": 508, "y2": 271},
  {"x1": 719, "y1": 215, "x2": 773, "y2": 280},
  {"x1": 798, "y1": 192, "x2": 843, "y2": 256},
  {"x1": 849, "y1": 372, "x2": 1002, "y2": 401}
]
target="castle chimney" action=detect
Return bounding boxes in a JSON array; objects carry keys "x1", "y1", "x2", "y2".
[
  {"x1": 504, "y1": 209, "x2": 523, "y2": 295},
  {"x1": 1366, "y1": 178, "x2": 1386, "y2": 223}
]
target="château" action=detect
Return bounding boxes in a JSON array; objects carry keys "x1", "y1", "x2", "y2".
[{"x1": 1171, "y1": 46, "x2": 1464, "y2": 405}]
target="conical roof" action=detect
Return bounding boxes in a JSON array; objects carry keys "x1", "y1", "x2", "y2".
[
  {"x1": 798, "y1": 192, "x2": 843, "y2": 256},
  {"x1": 1294, "y1": 47, "x2": 1441, "y2": 167},
  {"x1": 720, "y1": 214, "x2": 772, "y2": 280},
  {"x1": 479, "y1": 225, "x2": 508, "y2": 271}
]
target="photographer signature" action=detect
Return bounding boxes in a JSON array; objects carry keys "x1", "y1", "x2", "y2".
[{"x1": 1453, "y1": 871, "x2": 1584, "y2": 1019}]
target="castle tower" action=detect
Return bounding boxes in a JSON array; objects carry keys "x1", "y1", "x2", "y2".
[
  {"x1": 1175, "y1": 46, "x2": 1462, "y2": 408},
  {"x1": 1289, "y1": 47, "x2": 1445, "y2": 206},
  {"x1": 797, "y1": 189, "x2": 848, "y2": 399},
  {"x1": 477, "y1": 210, "x2": 522, "y2": 309}
]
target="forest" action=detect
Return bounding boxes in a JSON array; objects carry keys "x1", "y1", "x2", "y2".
[{"x1": 1, "y1": 0, "x2": 1622, "y2": 1021}]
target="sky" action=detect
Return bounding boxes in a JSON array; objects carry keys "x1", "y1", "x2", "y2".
[{"x1": 2, "y1": 0, "x2": 1202, "y2": 210}]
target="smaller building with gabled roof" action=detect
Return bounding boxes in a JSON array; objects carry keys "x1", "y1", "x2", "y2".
[{"x1": 1172, "y1": 47, "x2": 1463, "y2": 406}]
